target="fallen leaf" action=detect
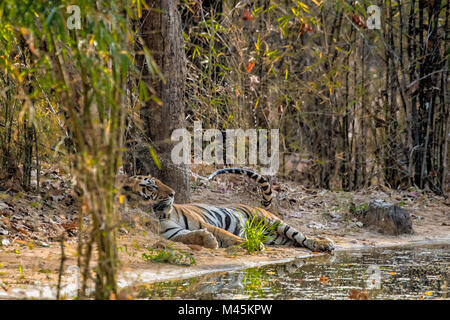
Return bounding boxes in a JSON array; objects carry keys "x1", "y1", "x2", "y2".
[
  {"x1": 352, "y1": 15, "x2": 367, "y2": 29},
  {"x1": 246, "y1": 61, "x2": 255, "y2": 73},
  {"x1": 278, "y1": 104, "x2": 283, "y2": 114},
  {"x1": 62, "y1": 222, "x2": 78, "y2": 231},
  {"x1": 300, "y1": 23, "x2": 313, "y2": 36},
  {"x1": 424, "y1": 291, "x2": 433, "y2": 296},
  {"x1": 349, "y1": 289, "x2": 368, "y2": 300},
  {"x1": 319, "y1": 276, "x2": 328, "y2": 283},
  {"x1": 242, "y1": 8, "x2": 253, "y2": 21}
]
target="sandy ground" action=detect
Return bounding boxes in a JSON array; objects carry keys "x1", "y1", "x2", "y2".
[{"x1": 0, "y1": 173, "x2": 449, "y2": 299}]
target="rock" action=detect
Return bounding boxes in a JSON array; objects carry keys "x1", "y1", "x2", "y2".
[
  {"x1": 406, "y1": 192, "x2": 420, "y2": 199},
  {"x1": 359, "y1": 199, "x2": 413, "y2": 235},
  {"x1": 289, "y1": 211, "x2": 303, "y2": 218},
  {"x1": 329, "y1": 222, "x2": 339, "y2": 228},
  {"x1": 0, "y1": 202, "x2": 10, "y2": 210},
  {"x1": 306, "y1": 221, "x2": 328, "y2": 229},
  {"x1": 1, "y1": 238, "x2": 11, "y2": 246},
  {"x1": 51, "y1": 195, "x2": 65, "y2": 202},
  {"x1": 37, "y1": 241, "x2": 50, "y2": 247},
  {"x1": 329, "y1": 212, "x2": 341, "y2": 221}
]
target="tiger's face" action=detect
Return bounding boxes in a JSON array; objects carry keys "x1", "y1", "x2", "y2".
[{"x1": 122, "y1": 175, "x2": 175, "y2": 215}]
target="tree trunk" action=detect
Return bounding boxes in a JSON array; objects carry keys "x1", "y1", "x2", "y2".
[{"x1": 136, "y1": 0, "x2": 190, "y2": 203}]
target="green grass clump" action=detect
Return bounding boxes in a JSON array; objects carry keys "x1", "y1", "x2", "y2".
[
  {"x1": 239, "y1": 211, "x2": 278, "y2": 254},
  {"x1": 141, "y1": 243, "x2": 196, "y2": 266}
]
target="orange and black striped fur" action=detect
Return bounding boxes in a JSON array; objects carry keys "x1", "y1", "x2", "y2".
[{"x1": 122, "y1": 170, "x2": 334, "y2": 252}]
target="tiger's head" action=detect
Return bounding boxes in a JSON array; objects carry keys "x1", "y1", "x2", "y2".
[{"x1": 121, "y1": 175, "x2": 175, "y2": 217}]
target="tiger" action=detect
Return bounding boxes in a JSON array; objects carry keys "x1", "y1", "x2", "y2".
[{"x1": 122, "y1": 169, "x2": 334, "y2": 253}]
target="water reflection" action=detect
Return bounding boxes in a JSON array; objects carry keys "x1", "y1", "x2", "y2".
[{"x1": 138, "y1": 244, "x2": 449, "y2": 300}]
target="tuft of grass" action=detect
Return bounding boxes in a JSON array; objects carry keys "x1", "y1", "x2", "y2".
[
  {"x1": 238, "y1": 210, "x2": 279, "y2": 254},
  {"x1": 141, "y1": 243, "x2": 196, "y2": 266}
]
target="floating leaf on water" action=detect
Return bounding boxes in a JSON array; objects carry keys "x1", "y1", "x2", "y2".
[{"x1": 349, "y1": 289, "x2": 368, "y2": 300}]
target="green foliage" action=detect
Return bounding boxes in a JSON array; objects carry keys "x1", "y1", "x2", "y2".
[
  {"x1": 141, "y1": 243, "x2": 196, "y2": 266},
  {"x1": 0, "y1": 0, "x2": 160, "y2": 300},
  {"x1": 348, "y1": 201, "x2": 369, "y2": 216},
  {"x1": 238, "y1": 210, "x2": 279, "y2": 254}
]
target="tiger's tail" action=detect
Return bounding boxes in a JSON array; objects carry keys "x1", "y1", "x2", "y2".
[{"x1": 207, "y1": 168, "x2": 272, "y2": 208}]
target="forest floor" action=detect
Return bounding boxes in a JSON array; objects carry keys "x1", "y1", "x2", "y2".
[{"x1": 0, "y1": 167, "x2": 448, "y2": 298}]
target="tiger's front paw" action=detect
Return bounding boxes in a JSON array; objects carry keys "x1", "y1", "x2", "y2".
[
  {"x1": 194, "y1": 229, "x2": 219, "y2": 249},
  {"x1": 306, "y1": 237, "x2": 335, "y2": 253}
]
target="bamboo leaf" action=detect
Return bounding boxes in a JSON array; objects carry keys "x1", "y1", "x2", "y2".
[{"x1": 149, "y1": 145, "x2": 162, "y2": 170}]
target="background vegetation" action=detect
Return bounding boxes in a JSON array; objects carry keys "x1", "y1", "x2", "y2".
[{"x1": 180, "y1": 0, "x2": 448, "y2": 193}]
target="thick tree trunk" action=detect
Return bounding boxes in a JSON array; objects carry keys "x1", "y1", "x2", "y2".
[{"x1": 136, "y1": 0, "x2": 190, "y2": 203}]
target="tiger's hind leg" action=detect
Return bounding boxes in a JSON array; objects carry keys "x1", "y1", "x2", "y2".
[{"x1": 270, "y1": 220, "x2": 334, "y2": 252}]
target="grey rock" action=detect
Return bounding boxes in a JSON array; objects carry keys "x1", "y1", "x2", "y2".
[
  {"x1": 329, "y1": 212, "x2": 341, "y2": 221},
  {"x1": 306, "y1": 221, "x2": 328, "y2": 229},
  {"x1": 38, "y1": 241, "x2": 50, "y2": 247},
  {"x1": 359, "y1": 200, "x2": 413, "y2": 235}
]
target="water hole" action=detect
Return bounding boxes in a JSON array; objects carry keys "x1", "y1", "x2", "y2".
[{"x1": 137, "y1": 244, "x2": 449, "y2": 300}]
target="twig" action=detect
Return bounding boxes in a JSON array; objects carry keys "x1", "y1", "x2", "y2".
[
  {"x1": 56, "y1": 233, "x2": 66, "y2": 300},
  {"x1": 33, "y1": 126, "x2": 40, "y2": 194}
]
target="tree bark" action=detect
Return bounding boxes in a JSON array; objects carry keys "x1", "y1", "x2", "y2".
[{"x1": 136, "y1": 0, "x2": 190, "y2": 203}]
